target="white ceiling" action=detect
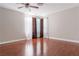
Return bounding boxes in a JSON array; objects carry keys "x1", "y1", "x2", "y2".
[{"x1": 0, "y1": 3, "x2": 79, "y2": 16}]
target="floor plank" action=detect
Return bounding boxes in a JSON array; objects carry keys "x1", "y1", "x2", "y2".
[{"x1": 0, "y1": 38, "x2": 79, "y2": 56}]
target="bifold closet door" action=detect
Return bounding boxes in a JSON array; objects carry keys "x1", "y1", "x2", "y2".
[{"x1": 32, "y1": 17, "x2": 37, "y2": 38}]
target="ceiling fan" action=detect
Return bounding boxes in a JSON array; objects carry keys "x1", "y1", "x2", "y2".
[{"x1": 18, "y1": 3, "x2": 43, "y2": 9}]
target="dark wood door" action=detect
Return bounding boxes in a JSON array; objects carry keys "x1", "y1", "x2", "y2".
[
  {"x1": 32, "y1": 17, "x2": 37, "y2": 38},
  {"x1": 40, "y1": 18, "x2": 43, "y2": 38},
  {"x1": 32, "y1": 17, "x2": 43, "y2": 38}
]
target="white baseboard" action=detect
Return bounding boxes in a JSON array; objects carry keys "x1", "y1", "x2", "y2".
[
  {"x1": 49, "y1": 36, "x2": 79, "y2": 43},
  {"x1": 1, "y1": 37, "x2": 79, "y2": 45},
  {"x1": 0, "y1": 38, "x2": 26, "y2": 44}
]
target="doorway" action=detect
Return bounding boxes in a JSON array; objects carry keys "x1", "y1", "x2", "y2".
[
  {"x1": 32, "y1": 17, "x2": 43, "y2": 38},
  {"x1": 32, "y1": 17, "x2": 44, "y2": 55}
]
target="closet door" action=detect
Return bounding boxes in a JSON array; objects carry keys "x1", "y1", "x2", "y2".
[
  {"x1": 32, "y1": 17, "x2": 37, "y2": 38},
  {"x1": 40, "y1": 18, "x2": 43, "y2": 38}
]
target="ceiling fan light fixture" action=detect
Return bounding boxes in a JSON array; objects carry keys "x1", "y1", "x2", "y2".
[
  {"x1": 28, "y1": 8, "x2": 31, "y2": 12},
  {"x1": 25, "y1": 8, "x2": 31, "y2": 12}
]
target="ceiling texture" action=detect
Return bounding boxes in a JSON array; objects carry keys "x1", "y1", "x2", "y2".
[{"x1": 0, "y1": 3, "x2": 79, "y2": 16}]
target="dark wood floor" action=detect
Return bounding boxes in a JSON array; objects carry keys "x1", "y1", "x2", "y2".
[{"x1": 0, "y1": 38, "x2": 79, "y2": 56}]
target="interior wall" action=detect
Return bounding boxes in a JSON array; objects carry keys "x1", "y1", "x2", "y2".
[
  {"x1": 43, "y1": 17, "x2": 49, "y2": 38},
  {"x1": 48, "y1": 6, "x2": 79, "y2": 41},
  {"x1": 25, "y1": 15, "x2": 32, "y2": 39},
  {"x1": 0, "y1": 7, "x2": 26, "y2": 43}
]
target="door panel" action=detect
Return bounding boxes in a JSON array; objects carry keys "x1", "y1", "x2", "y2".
[
  {"x1": 32, "y1": 17, "x2": 37, "y2": 38},
  {"x1": 40, "y1": 18, "x2": 43, "y2": 38}
]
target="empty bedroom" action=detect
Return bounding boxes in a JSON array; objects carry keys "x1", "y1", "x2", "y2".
[{"x1": 0, "y1": 3, "x2": 79, "y2": 56}]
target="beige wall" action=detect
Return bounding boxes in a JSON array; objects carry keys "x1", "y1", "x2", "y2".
[
  {"x1": 0, "y1": 7, "x2": 26, "y2": 43},
  {"x1": 48, "y1": 7, "x2": 79, "y2": 41}
]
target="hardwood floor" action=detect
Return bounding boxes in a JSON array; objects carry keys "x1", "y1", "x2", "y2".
[{"x1": 0, "y1": 38, "x2": 79, "y2": 56}]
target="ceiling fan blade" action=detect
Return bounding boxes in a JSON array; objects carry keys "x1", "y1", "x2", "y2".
[
  {"x1": 21, "y1": 3, "x2": 29, "y2": 5},
  {"x1": 37, "y1": 3, "x2": 44, "y2": 6},
  {"x1": 29, "y1": 6, "x2": 39, "y2": 9},
  {"x1": 20, "y1": 3, "x2": 25, "y2": 5},
  {"x1": 18, "y1": 6, "x2": 24, "y2": 9}
]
